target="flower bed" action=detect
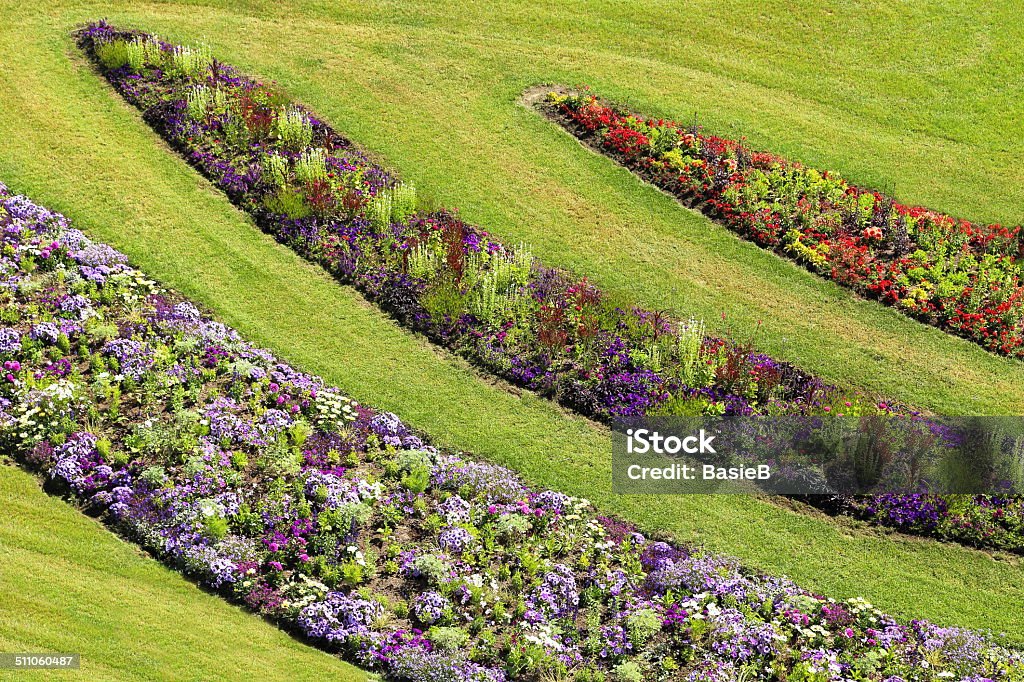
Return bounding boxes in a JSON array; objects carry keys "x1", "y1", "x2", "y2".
[
  {"x1": 73, "y1": 23, "x2": 1024, "y2": 556},
  {"x1": 1, "y1": 185, "x2": 1020, "y2": 682},
  {"x1": 842, "y1": 494, "x2": 1024, "y2": 552},
  {"x1": 540, "y1": 89, "x2": 1024, "y2": 359},
  {"x1": 77, "y1": 22, "x2": 879, "y2": 422}
]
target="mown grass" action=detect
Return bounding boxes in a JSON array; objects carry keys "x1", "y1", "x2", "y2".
[
  {"x1": 0, "y1": 0, "x2": 1022, "y2": 660},
  {"x1": 0, "y1": 465, "x2": 372, "y2": 681}
]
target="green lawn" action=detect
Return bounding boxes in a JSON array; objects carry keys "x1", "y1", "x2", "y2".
[
  {"x1": 0, "y1": 0, "x2": 1022, "y2": 667},
  {"x1": 0, "y1": 465, "x2": 371, "y2": 681}
]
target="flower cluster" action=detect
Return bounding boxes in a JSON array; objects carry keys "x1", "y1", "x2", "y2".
[
  {"x1": 298, "y1": 592, "x2": 382, "y2": 643},
  {"x1": 845, "y1": 494, "x2": 1024, "y2": 552},
  {"x1": 1, "y1": 184, "x2": 1020, "y2": 681},
  {"x1": 545, "y1": 89, "x2": 1024, "y2": 359}
]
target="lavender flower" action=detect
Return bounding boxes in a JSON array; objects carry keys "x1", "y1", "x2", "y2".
[
  {"x1": 0, "y1": 328, "x2": 21, "y2": 354},
  {"x1": 29, "y1": 323, "x2": 62, "y2": 345},
  {"x1": 387, "y1": 647, "x2": 506, "y2": 682},
  {"x1": 412, "y1": 591, "x2": 449, "y2": 625},
  {"x1": 437, "y1": 526, "x2": 474, "y2": 554},
  {"x1": 298, "y1": 592, "x2": 382, "y2": 643},
  {"x1": 103, "y1": 339, "x2": 156, "y2": 380}
]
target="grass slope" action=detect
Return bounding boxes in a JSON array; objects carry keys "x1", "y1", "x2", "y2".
[
  {"x1": 0, "y1": 465, "x2": 370, "y2": 681},
  {"x1": 0, "y1": 0, "x2": 1021, "y2": 654}
]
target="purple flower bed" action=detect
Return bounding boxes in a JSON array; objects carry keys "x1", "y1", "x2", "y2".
[
  {"x1": 843, "y1": 494, "x2": 1024, "y2": 552},
  {"x1": 2, "y1": 186, "x2": 1021, "y2": 680},
  {"x1": 77, "y1": 21, "x2": 884, "y2": 423}
]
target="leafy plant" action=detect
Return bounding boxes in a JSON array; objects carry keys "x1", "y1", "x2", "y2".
[
  {"x1": 274, "y1": 107, "x2": 313, "y2": 150},
  {"x1": 167, "y1": 44, "x2": 212, "y2": 79}
]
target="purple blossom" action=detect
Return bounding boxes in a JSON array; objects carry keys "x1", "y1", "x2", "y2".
[
  {"x1": 0, "y1": 328, "x2": 21, "y2": 354},
  {"x1": 412, "y1": 591, "x2": 449, "y2": 625},
  {"x1": 103, "y1": 338, "x2": 156, "y2": 380},
  {"x1": 29, "y1": 323, "x2": 61, "y2": 345},
  {"x1": 437, "y1": 526, "x2": 474, "y2": 554},
  {"x1": 387, "y1": 647, "x2": 506, "y2": 682},
  {"x1": 298, "y1": 592, "x2": 382, "y2": 643},
  {"x1": 528, "y1": 564, "x2": 579, "y2": 619}
]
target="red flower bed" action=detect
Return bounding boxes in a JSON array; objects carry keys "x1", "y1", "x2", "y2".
[{"x1": 545, "y1": 90, "x2": 1024, "y2": 359}]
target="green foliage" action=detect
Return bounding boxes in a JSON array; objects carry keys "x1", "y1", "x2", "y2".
[
  {"x1": 185, "y1": 85, "x2": 227, "y2": 121},
  {"x1": 263, "y1": 187, "x2": 311, "y2": 219},
  {"x1": 85, "y1": 320, "x2": 119, "y2": 343},
  {"x1": 407, "y1": 242, "x2": 442, "y2": 280},
  {"x1": 426, "y1": 626, "x2": 470, "y2": 651},
  {"x1": 495, "y1": 513, "x2": 531, "y2": 540},
  {"x1": 140, "y1": 465, "x2": 167, "y2": 487},
  {"x1": 676, "y1": 318, "x2": 711, "y2": 388},
  {"x1": 612, "y1": 662, "x2": 643, "y2": 682},
  {"x1": 95, "y1": 39, "x2": 130, "y2": 70},
  {"x1": 390, "y1": 183, "x2": 417, "y2": 222},
  {"x1": 625, "y1": 608, "x2": 661, "y2": 647},
  {"x1": 646, "y1": 124, "x2": 677, "y2": 157},
  {"x1": 340, "y1": 560, "x2": 367, "y2": 586},
  {"x1": 94, "y1": 36, "x2": 162, "y2": 71},
  {"x1": 393, "y1": 449, "x2": 434, "y2": 474},
  {"x1": 262, "y1": 153, "x2": 290, "y2": 188},
  {"x1": 221, "y1": 114, "x2": 250, "y2": 147},
  {"x1": 230, "y1": 451, "x2": 249, "y2": 470},
  {"x1": 186, "y1": 85, "x2": 212, "y2": 120},
  {"x1": 167, "y1": 44, "x2": 213, "y2": 79},
  {"x1": 366, "y1": 183, "x2": 417, "y2": 231},
  {"x1": 318, "y1": 502, "x2": 373, "y2": 535},
  {"x1": 401, "y1": 465, "x2": 430, "y2": 494},
  {"x1": 410, "y1": 554, "x2": 451, "y2": 585},
  {"x1": 274, "y1": 107, "x2": 314, "y2": 150},
  {"x1": 202, "y1": 514, "x2": 229, "y2": 541},
  {"x1": 421, "y1": 277, "x2": 468, "y2": 322},
  {"x1": 467, "y1": 246, "x2": 533, "y2": 325},
  {"x1": 288, "y1": 420, "x2": 312, "y2": 447},
  {"x1": 365, "y1": 191, "x2": 393, "y2": 231},
  {"x1": 294, "y1": 148, "x2": 328, "y2": 185}
]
